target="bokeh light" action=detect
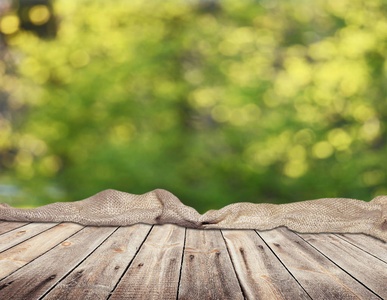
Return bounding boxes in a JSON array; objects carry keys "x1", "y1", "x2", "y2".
[{"x1": 0, "y1": 0, "x2": 386, "y2": 212}]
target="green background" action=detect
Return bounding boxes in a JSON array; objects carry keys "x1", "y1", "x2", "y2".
[{"x1": 0, "y1": 0, "x2": 386, "y2": 213}]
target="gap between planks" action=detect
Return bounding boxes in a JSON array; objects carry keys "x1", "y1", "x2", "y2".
[
  {"x1": 295, "y1": 231, "x2": 386, "y2": 299},
  {"x1": 0, "y1": 222, "x2": 385, "y2": 300}
]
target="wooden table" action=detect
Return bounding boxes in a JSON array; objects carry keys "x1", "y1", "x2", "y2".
[{"x1": 0, "y1": 221, "x2": 385, "y2": 299}]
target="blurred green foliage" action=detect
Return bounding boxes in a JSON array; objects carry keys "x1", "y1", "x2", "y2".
[{"x1": 0, "y1": 0, "x2": 386, "y2": 212}]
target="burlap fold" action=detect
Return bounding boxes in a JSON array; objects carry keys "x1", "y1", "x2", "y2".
[{"x1": 0, "y1": 189, "x2": 386, "y2": 242}]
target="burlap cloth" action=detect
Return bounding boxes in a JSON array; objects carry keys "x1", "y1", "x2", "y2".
[{"x1": 0, "y1": 189, "x2": 386, "y2": 242}]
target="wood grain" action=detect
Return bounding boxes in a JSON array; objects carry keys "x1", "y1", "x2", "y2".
[
  {"x1": 0, "y1": 226, "x2": 117, "y2": 300},
  {"x1": 42, "y1": 224, "x2": 152, "y2": 300},
  {"x1": 0, "y1": 221, "x2": 385, "y2": 300},
  {"x1": 109, "y1": 224, "x2": 185, "y2": 300},
  {"x1": 0, "y1": 222, "x2": 84, "y2": 280},
  {"x1": 335, "y1": 233, "x2": 387, "y2": 262},
  {"x1": 298, "y1": 232, "x2": 387, "y2": 299},
  {"x1": 258, "y1": 227, "x2": 379, "y2": 300},
  {"x1": 0, "y1": 221, "x2": 30, "y2": 235},
  {"x1": 0, "y1": 222, "x2": 58, "y2": 253},
  {"x1": 222, "y1": 229, "x2": 310, "y2": 300},
  {"x1": 178, "y1": 228, "x2": 244, "y2": 300}
]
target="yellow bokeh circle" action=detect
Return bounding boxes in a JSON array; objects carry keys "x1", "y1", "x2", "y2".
[
  {"x1": 29, "y1": 5, "x2": 51, "y2": 26},
  {"x1": 0, "y1": 15, "x2": 20, "y2": 35}
]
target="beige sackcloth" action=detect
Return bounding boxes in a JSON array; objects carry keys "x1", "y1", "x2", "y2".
[{"x1": 0, "y1": 189, "x2": 386, "y2": 242}]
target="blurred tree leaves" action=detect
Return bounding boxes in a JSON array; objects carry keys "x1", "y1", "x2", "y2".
[{"x1": 0, "y1": 0, "x2": 386, "y2": 212}]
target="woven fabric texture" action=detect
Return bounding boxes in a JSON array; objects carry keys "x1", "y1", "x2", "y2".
[{"x1": 0, "y1": 189, "x2": 386, "y2": 242}]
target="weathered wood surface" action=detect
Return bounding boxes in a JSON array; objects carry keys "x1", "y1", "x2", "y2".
[
  {"x1": 0, "y1": 221, "x2": 29, "y2": 235},
  {"x1": 0, "y1": 226, "x2": 117, "y2": 299},
  {"x1": 222, "y1": 229, "x2": 310, "y2": 299},
  {"x1": 0, "y1": 222, "x2": 58, "y2": 253},
  {"x1": 0, "y1": 222, "x2": 84, "y2": 280},
  {"x1": 298, "y1": 232, "x2": 387, "y2": 298},
  {"x1": 335, "y1": 233, "x2": 387, "y2": 262},
  {"x1": 258, "y1": 227, "x2": 380, "y2": 299},
  {"x1": 0, "y1": 221, "x2": 385, "y2": 300},
  {"x1": 109, "y1": 224, "x2": 185, "y2": 300},
  {"x1": 44, "y1": 224, "x2": 152, "y2": 300},
  {"x1": 178, "y1": 228, "x2": 244, "y2": 299}
]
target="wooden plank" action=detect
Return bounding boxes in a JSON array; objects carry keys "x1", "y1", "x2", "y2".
[
  {"x1": 0, "y1": 226, "x2": 117, "y2": 300},
  {"x1": 109, "y1": 224, "x2": 185, "y2": 300},
  {"x1": 0, "y1": 223, "x2": 84, "y2": 280},
  {"x1": 335, "y1": 233, "x2": 387, "y2": 262},
  {"x1": 0, "y1": 222, "x2": 58, "y2": 253},
  {"x1": 41, "y1": 224, "x2": 152, "y2": 300},
  {"x1": 258, "y1": 227, "x2": 379, "y2": 299},
  {"x1": 222, "y1": 229, "x2": 310, "y2": 300},
  {"x1": 0, "y1": 221, "x2": 30, "y2": 235},
  {"x1": 298, "y1": 232, "x2": 387, "y2": 299},
  {"x1": 178, "y1": 228, "x2": 244, "y2": 300}
]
